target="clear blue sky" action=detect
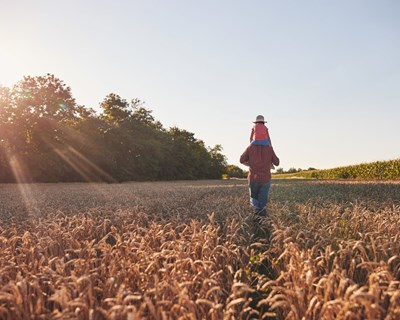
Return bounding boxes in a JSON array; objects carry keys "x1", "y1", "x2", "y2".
[{"x1": 1, "y1": 0, "x2": 399, "y2": 170}]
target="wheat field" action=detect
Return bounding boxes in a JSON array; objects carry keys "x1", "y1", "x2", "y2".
[{"x1": 0, "y1": 179, "x2": 399, "y2": 319}]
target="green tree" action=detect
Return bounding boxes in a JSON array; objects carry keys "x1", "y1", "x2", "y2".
[
  {"x1": 131, "y1": 100, "x2": 163, "y2": 130},
  {"x1": 3, "y1": 75, "x2": 78, "y2": 181},
  {"x1": 225, "y1": 165, "x2": 247, "y2": 179},
  {"x1": 166, "y1": 127, "x2": 198, "y2": 179},
  {"x1": 0, "y1": 86, "x2": 13, "y2": 181},
  {"x1": 0, "y1": 76, "x2": 232, "y2": 183},
  {"x1": 208, "y1": 145, "x2": 227, "y2": 179},
  {"x1": 10, "y1": 74, "x2": 77, "y2": 128},
  {"x1": 64, "y1": 105, "x2": 116, "y2": 182},
  {"x1": 99, "y1": 95, "x2": 166, "y2": 181},
  {"x1": 0, "y1": 85, "x2": 11, "y2": 124},
  {"x1": 100, "y1": 93, "x2": 131, "y2": 124},
  {"x1": 275, "y1": 167, "x2": 284, "y2": 174}
]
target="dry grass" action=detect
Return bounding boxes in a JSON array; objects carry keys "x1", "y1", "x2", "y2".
[{"x1": 0, "y1": 179, "x2": 399, "y2": 319}]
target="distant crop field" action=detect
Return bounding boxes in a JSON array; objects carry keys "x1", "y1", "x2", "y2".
[
  {"x1": 273, "y1": 159, "x2": 400, "y2": 180},
  {"x1": 0, "y1": 179, "x2": 400, "y2": 319}
]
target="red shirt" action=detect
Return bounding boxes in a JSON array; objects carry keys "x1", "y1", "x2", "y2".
[
  {"x1": 250, "y1": 123, "x2": 269, "y2": 141},
  {"x1": 240, "y1": 145, "x2": 280, "y2": 182}
]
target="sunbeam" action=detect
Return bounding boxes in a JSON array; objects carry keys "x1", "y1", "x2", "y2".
[
  {"x1": 67, "y1": 146, "x2": 116, "y2": 183},
  {"x1": 7, "y1": 151, "x2": 39, "y2": 214},
  {"x1": 36, "y1": 117, "x2": 117, "y2": 184},
  {"x1": 0, "y1": 139, "x2": 37, "y2": 214},
  {"x1": 54, "y1": 147, "x2": 115, "y2": 184}
]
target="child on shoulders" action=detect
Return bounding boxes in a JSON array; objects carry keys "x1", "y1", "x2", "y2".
[
  {"x1": 250, "y1": 115, "x2": 272, "y2": 147},
  {"x1": 250, "y1": 115, "x2": 275, "y2": 169}
]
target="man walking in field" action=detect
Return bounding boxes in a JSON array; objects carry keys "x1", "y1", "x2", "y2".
[{"x1": 240, "y1": 144, "x2": 279, "y2": 217}]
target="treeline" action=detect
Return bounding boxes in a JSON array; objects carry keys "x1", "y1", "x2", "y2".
[
  {"x1": 311, "y1": 159, "x2": 400, "y2": 180},
  {"x1": 274, "y1": 167, "x2": 316, "y2": 174},
  {"x1": 0, "y1": 74, "x2": 231, "y2": 183}
]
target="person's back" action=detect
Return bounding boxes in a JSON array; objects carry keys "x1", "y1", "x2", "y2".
[
  {"x1": 240, "y1": 144, "x2": 279, "y2": 217},
  {"x1": 240, "y1": 144, "x2": 279, "y2": 182}
]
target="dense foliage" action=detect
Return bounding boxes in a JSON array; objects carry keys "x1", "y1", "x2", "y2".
[
  {"x1": 274, "y1": 167, "x2": 316, "y2": 174},
  {"x1": 223, "y1": 164, "x2": 247, "y2": 179},
  {"x1": 0, "y1": 74, "x2": 228, "y2": 182}
]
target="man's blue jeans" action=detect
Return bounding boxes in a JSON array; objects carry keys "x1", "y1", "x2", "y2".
[{"x1": 249, "y1": 181, "x2": 271, "y2": 216}]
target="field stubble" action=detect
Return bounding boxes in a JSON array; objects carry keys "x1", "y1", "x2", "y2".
[{"x1": 0, "y1": 179, "x2": 400, "y2": 319}]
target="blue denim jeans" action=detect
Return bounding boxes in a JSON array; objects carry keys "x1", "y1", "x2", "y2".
[
  {"x1": 249, "y1": 181, "x2": 271, "y2": 216},
  {"x1": 251, "y1": 139, "x2": 271, "y2": 146}
]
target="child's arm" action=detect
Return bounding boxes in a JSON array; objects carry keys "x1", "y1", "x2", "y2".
[{"x1": 266, "y1": 126, "x2": 272, "y2": 146}]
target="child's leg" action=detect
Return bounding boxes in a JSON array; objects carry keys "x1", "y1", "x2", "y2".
[{"x1": 251, "y1": 139, "x2": 270, "y2": 146}]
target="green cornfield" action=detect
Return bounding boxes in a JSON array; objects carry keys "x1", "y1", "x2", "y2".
[{"x1": 312, "y1": 159, "x2": 400, "y2": 180}]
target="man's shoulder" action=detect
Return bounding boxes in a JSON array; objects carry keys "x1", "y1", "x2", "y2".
[
  {"x1": 248, "y1": 144, "x2": 270, "y2": 149},
  {"x1": 247, "y1": 144, "x2": 271, "y2": 153},
  {"x1": 245, "y1": 144, "x2": 275, "y2": 152}
]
